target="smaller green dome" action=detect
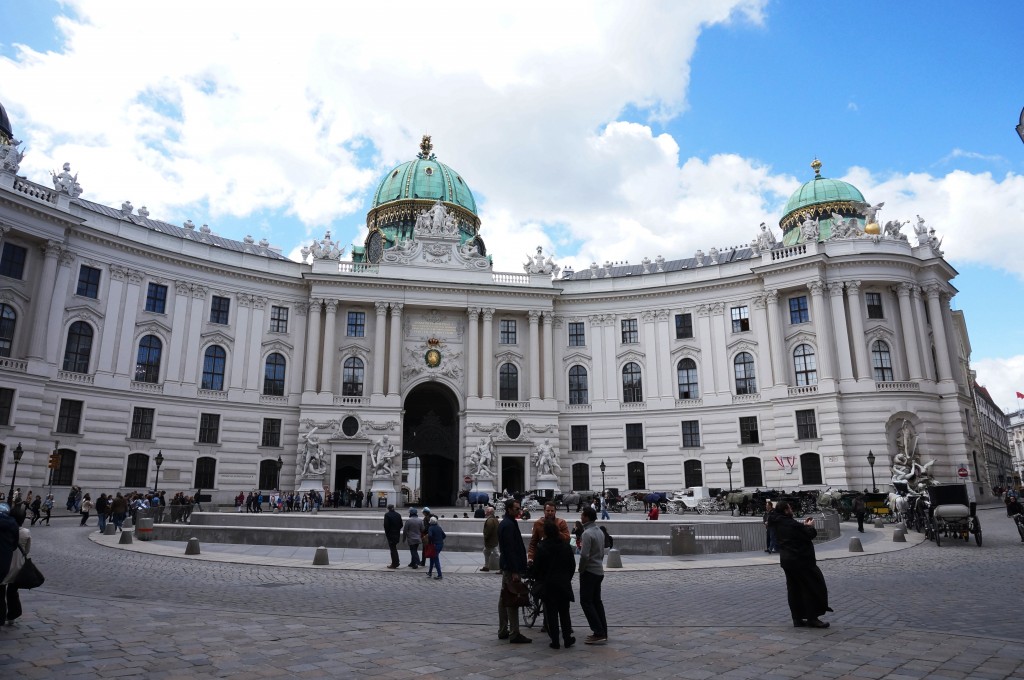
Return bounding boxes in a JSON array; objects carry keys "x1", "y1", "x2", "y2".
[{"x1": 780, "y1": 159, "x2": 865, "y2": 232}]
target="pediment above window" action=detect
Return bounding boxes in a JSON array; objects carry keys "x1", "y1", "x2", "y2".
[{"x1": 199, "y1": 329, "x2": 235, "y2": 345}]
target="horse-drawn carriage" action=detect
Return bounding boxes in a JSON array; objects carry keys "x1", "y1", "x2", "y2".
[
  {"x1": 667, "y1": 487, "x2": 725, "y2": 515},
  {"x1": 924, "y1": 484, "x2": 982, "y2": 546}
]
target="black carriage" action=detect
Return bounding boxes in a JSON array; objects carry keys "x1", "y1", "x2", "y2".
[{"x1": 925, "y1": 484, "x2": 981, "y2": 547}]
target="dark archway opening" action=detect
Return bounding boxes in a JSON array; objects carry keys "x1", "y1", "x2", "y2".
[
  {"x1": 403, "y1": 382, "x2": 459, "y2": 507},
  {"x1": 501, "y1": 456, "x2": 526, "y2": 494},
  {"x1": 334, "y1": 455, "x2": 362, "y2": 497}
]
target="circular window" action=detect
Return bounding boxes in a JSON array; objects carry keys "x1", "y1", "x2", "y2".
[
  {"x1": 505, "y1": 419, "x2": 521, "y2": 440},
  {"x1": 366, "y1": 229, "x2": 384, "y2": 264},
  {"x1": 341, "y1": 416, "x2": 359, "y2": 437},
  {"x1": 424, "y1": 167, "x2": 433, "y2": 176}
]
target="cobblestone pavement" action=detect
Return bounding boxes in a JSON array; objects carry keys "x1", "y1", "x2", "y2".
[{"x1": 1, "y1": 506, "x2": 1022, "y2": 679}]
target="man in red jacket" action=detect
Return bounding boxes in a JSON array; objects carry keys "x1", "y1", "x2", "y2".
[{"x1": 528, "y1": 502, "x2": 570, "y2": 563}]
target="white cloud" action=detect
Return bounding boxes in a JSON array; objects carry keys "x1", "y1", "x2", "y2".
[{"x1": 974, "y1": 355, "x2": 1024, "y2": 413}]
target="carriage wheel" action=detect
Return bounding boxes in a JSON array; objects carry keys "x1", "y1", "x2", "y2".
[
  {"x1": 975, "y1": 529, "x2": 982, "y2": 547},
  {"x1": 933, "y1": 522, "x2": 941, "y2": 546},
  {"x1": 1016, "y1": 520, "x2": 1024, "y2": 542}
]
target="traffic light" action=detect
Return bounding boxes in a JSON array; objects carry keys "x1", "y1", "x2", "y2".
[{"x1": 49, "y1": 451, "x2": 60, "y2": 470}]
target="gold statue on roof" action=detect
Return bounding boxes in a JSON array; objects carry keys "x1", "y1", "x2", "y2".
[{"x1": 418, "y1": 134, "x2": 434, "y2": 159}]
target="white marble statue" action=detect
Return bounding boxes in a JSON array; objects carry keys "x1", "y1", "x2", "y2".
[
  {"x1": 883, "y1": 220, "x2": 908, "y2": 241},
  {"x1": 369, "y1": 435, "x2": 396, "y2": 477},
  {"x1": 51, "y1": 162, "x2": 83, "y2": 197},
  {"x1": 298, "y1": 426, "x2": 329, "y2": 477},
  {"x1": 913, "y1": 215, "x2": 929, "y2": 244},
  {"x1": 532, "y1": 439, "x2": 561, "y2": 476},
  {"x1": 890, "y1": 419, "x2": 935, "y2": 492},
  {"x1": 754, "y1": 222, "x2": 777, "y2": 251},
  {"x1": 861, "y1": 201, "x2": 885, "y2": 224},
  {"x1": 801, "y1": 212, "x2": 820, "y2": 241},
  {"x1": 469, "y1": 436, "x2": 495, "y2": 477}
]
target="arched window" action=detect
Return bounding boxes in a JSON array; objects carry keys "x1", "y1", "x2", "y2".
[
  {"x1": 62, "y1": 321, "x2": 93, "y2": 373},
  {"x1": 195, "y1": 456, "x2": 217, "y2": 489},
  {"x1": 742, "y1": 456, "x2": 764, "y2": 487},
  {"x1": 125, "y1": 452, "x2": 149, "y2": 488},
  {"x1": 733, "y1": 352, "x2": 757, "y2": 394},
  {"x1": 342, "y1": 357, "x2": 364, "y2": 396},
  {"x1": 568, "y1": 365, "x2": 589, "y2": 405},
  {"x1": 201, "y1": 345, "x2": 227, "y2": 390},
  {"x1": 499, "y1": 363, "x2": 519, "y2": 401},
  {"x1": 872, "y1": 340, "x2": 894, "y2": 381},
  {"x1": 572, "y1": 463, "x2": 590, "y2": 491},
  {"x1": 135, "y1": 335, "x2": 163, "y2": 383},
  {"x1": 793, "y1": 344, "x2": 817, "y2": 386},
  {"x1": 258, "y1": 459, "x2": 280, "y2": 490},
  {"x1": 622, "y1": 362, "x2": 643, "y2": 403},
  {"x1": 263, "y1": 352, "x2": 287, "y2": 396},
  {"x1": 683, "y1": 459, "x2": 703, "y2": 487},
  {"x1": 800, "y1": 452, "x2": 823, "y2": 485},
  {"x1": 677, "y1": 358, "x2": 699, "y2": 399},
  {"x1": 0, "y1": 303, "x2": 15, "y2": 357},
  {"x1": 627, "y1": 461, "x2": 646, "y2": 490}
]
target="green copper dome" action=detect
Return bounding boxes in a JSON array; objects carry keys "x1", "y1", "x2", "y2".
[
  {"x1": 371, "y1": 136, "x2": 477, "y2": 215},
  {"x1": 779, "y1": 159, "x2": 866, "y2": 240}
]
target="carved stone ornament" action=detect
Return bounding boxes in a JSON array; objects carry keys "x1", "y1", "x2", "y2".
[
  {"x1": 523, "y1": 246, "x2": 560, "y2": 277},
  {"x1": 0, "y1": 136, "x2": 25, "y2": 173},
  {"x1": 403, "y1": 337, "x2": 463, "y2": 382},
  {"x1": 306, "y1": 230, "x2": 345, "y2": 261}
]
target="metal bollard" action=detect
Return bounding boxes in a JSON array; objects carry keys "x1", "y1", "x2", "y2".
[
  {"x1": 313, "y1": 546, "x2": 330, "y2": 566},
  {"x1": 892, "y1": 529, "x2": 907, "y2": 543},
  {"x1": 848, "y1": 537, "x2": 864, "y2": 552},
  {"x1": 118, "y1": 530, "x2": 133, "y2": 544},
  {"x1": 605, "y1": 548, "x2": 623, "y2": 568},
  {"x1": 185, "y1": 537, "x2": 201, "y2": 555},
  {"x1": 873, "y1": 518, "x2": 885, "y2": 529}
]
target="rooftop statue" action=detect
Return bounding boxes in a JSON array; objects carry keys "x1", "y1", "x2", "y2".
[
  {"x1": 308, "y1": 230, "x2": 344, "y2": 260},
  {"x1": 752, "y1": 222, "x2": 777, "y2": 252},
  {"x1": 801, "y1": 213, "x2": 820, "y2": 241},
  {"x1": 860, "y1": 201, "x2": 885, "y2": 225},
  {"x1": 51, "y1": 163, "x2": 83, "y2": 197},
  {"x1": 0, "y1": 135, "x2": 24, "y2": 173},
  {"x1": 913, "y1": 215, "x2": 929, "y2": 245},
  {"x1": 883, "y1": 219, "x2": 908, "y2": 241},
  {"x1": 524, "y1": 246, "x2": 557, "y2": 275}
]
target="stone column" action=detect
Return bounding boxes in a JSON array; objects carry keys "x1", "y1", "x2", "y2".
[
  {"x1": 229, "y1": 293, "x2": 252, "y2": 390},
  {"x1": 27, "y1": 241, "x2": 61, "y2": 360},
  {"x1": 528, "y1": 310, "x2": 541, "y2": 400},
  {"x1": 828, "y1": 282, "x2": 855, "y2": 381},
  {"x1": 551, "y1": 315, "x2": 566, "y2": 402},
  {"x1": 925, "y1": 285, "x2": 953, "y2": 381},
  {"x1": 466, "y1": 307, "x2": 479, "y2": 399},
  {"x1": 97, "y1": 265, "x2": 127, "y2": 374},
  {"x1": 807, "y1": 281, "x2": 834, "y2": 380},
  {"x1": 290, "y1": 303, "x2": 307, "y2": 393},
  {"x1": 603, "y1": 317, "x2": 617, "y2": 400},
  {"x1": 303, "y1": 299, "x2": 323, "y2": 392},
  {"x1": 246, "y1": 297, "x2": 267, "y2": 392},
  {"x1": 541, "y1": 311, "x2": 554, "y2": 400},
  {"x1": 641, "y1": 309, "x2": 659, "y2": 397},
  {"x1": 387, "y1": 303, "x2": 404, "y2": 396},
  {"x1": 183, "y1": 285, "x2": 207, "y2": 385},
  {"x1": 481, "y1": 308, "x2": 494, "y2": 398},
  {"x1": 589, "y1": 314, "x2": 606, "y2": 401},
  {"x1": 372, "y1": 302, "x2": 388, "y2": 396},
  {"x1": 165, "y1": 281, "x2": 192, "y2": 383},
  {"x1": 710, "y1": 303, "x2": 728, "y2": 394},
  {"x1": 752, "y1": 295, "x2": 775, "y2": 387},
  {"x1": 896, "y1": 283, "x2": 923, "y2": 381},
  {"x1": 113, "y1": 270, "x2": 143, "y2": 377},
  {"x1": 655, "y1": 309, "x2": 672, "y2": 397},
  {"x1": 320, "y1": 300, "x2": 339, "y2": 394},
  {"x1": 911, "y1": 286, "x2": 933, "y2": 381},
  {"x1": 695, "y1": 305, "x2": 717, "y2": 393},
  {"x1": 44, "y1": 248, "x2": 75, "y2": 365},
  {"x1": 765, "y1": 290, "x2": 787, "y2": 386},
  {"x1": 845, "y1": 281, "x2": 871, "y2": 381}
]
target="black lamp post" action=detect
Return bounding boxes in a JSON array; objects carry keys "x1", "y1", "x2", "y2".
[
  {"x1": 276, "y1": 455, "x2": 284, "y2": 491},
  {"x1": 154, "y1": 450, "x2": 164, "y2": 494},
  {"x1": 7, "y1": 442, "x2": 24, "y2": 501},
  {"x1": 867, "y1": 450, "x2": 877, "y2": 493},
  {"x1": 726, "y1": 456, "x2": 734, "y2": 491},
  {"x1": 599, "y1": 460, "x2": 606, "y2": 497}
]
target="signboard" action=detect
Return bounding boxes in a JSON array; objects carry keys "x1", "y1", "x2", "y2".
[
  {"x1": 957, "y1": 465, "x2": 969, "y2": 479},
  {"x1": 463, "y1": 475, "x2": 473, "y2": 484}
]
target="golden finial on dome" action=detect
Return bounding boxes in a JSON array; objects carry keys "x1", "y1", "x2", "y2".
[
  {"x1": 811, "y1": 158, "x2": 822, "y2": 177},
  {"x1": 418, "y1": 134, "x2": 434, "y2": 159}
]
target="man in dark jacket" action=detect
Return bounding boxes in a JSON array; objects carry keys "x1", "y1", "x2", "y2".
[
  {"x1": 767, "y1": 501, "x2": 832, "y2": 628},
  {"x1": 532, "y1": 519, "x2": 576, "y2": 649},
  {"x1": 383, "y1": 504, "x2": 403, "y2": 569},
  {"x1": 497, "y1": 498, "x2": 530, "y2": 644}
]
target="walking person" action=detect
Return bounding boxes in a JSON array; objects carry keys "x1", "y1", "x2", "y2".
[
  {"x1": 531, "y1": 519, "x2": 576, "y2": 649},
  {"x1": 110, "y1": 492, "x2": 128, "y2": 532},
  {"x1": 79, "y1": 493, "x2": 93, "y2": 526},
  {"x1": 41, "y1": 494, "x2": 53, "y2": 526},
  {"x1": 402, "y1": 508, "x2": 423, "y2": 568},
  {"x1": 767, "y1": 500, "x2": 832, "y2": 628},
  {"x1": 383, "y1": 504, "x2": 403, "y2": 569},
  {"x1": 0, "y1": 502, "x2": 29, "y2": 625},
  {"x1": 496, "y1": 498, "x2": 531, "y2": 644},
  {"x1": 578, "y1": 506, "x2": 608, "y2": 644},
  {"x1": 481, "y1": 506, "x2": 498, "y2": 572},
  {"x1": 600, "y1": 494, "x2": 610, "y2": 521},
  {"x1": 763, "y1": 500, "x2": 777, "y2": 553},
  {"x1": 95, "y1": 494, "x2": 109, "y2": 533},
  {"x1": 425, "y1": 516, "x2": 446, "y2": 580},
  {"x1": 853, "y1": 493, "x2": 867, "y2": 533},
  {"x1": 28, "y1": 495, "x2": 41, "y2": 526}
]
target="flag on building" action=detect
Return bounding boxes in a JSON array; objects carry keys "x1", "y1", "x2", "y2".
[{"x1": 1017, "y1": 391, "x2": 1024, "y2": 399}]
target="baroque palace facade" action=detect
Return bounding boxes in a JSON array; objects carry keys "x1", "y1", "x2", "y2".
[{"x1": 0, "y1": 106, "x2": 989, "y2": 506}]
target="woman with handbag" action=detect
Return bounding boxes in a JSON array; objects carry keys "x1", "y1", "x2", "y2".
[
  {"x1": 531, "y1": 519, "x2": 577, "y2": 649},
  {"x1": 79, "y1": 493, "x2": 94, "y2": 526},
  {"x1": 425, "y1": 516, "x2": 446, "y2": 580},
  {"x1": 0, "y1": 501, "x2": 31, "y2": 625}
]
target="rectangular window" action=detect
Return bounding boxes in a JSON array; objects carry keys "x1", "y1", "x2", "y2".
[
  {"x1": 796, "y1": 409, "x2": 818, "y2": 440},
  {"x1": 621, "y1": 318, "x2": 638, "y2": 344},
  {"x1": 499, "y1": 319, "x2": 517, "y2": 344},
  {"x1": 210, "y1": 296, "x2": 230, "y2": 324},
  {"x1": 965, "y1": 409, "x2": 974, "y2": 438},
  {"x1": 789, "y1": 296, "x2": 810, "y2": 324},
  {"x1": 144, "y1": 283, "x2": 167, "y2": 313},
  {"x1": 568, "y1": 322, "x2": 585, "y2": 346},
  {"x1": 866, "y1": 292, "x2": 884, "y2": 319},
  {"x1": 625, "y1": 423, "x2": 644, "y2": 450},
  {"x1": 739, "y1": 416, "x2": 759, "y2": 444},
  {"x1": 270, "y1": 306, "x2": 289, "y2": 333},
  {"x1": 76, "y1": 265, "x2": 102, "y2": 298},
  {"x1": 57, "y1": 399, "x2": 84, "y2": 434},
  {"x1": 198, "y1": 413, "x2": 220, "y2": 444},
  {"x1": 570, "y1": 425, "x2": 589, "y2": 452},
  {"x1": 0, "y1": 387, "x2": 13, "y2": 426},
  {"x1": 130, "y1": 407, "x2": 155, "y2": 440},
  {"x1": 347, "y1": 311, "x2": 365, "y2": 337},
  {"x1": 675, "y1": 313, "x2": 693, "y2": 339},
  {"x1": 262, "y1": 418, "x2": 282, "y2": 447},
  {"x1": 681, "y1": 420, "x2": 701, "y2": 448},
  {"x1": 731, "y1": 306, "x2": 750, "y2": 333},
  {"x1": 195, "y1": 457, "x2": 217, "y2": 489},
  {"x1": 0, "y1": 243, "x2": 28, "y2": 279}
]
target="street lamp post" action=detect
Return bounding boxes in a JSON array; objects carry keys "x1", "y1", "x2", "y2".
[
  {"x1": 726, "y1": 456, "x2": 734, "y2": 491},
  {"x1": 7, "y1": 442, "x2": 24, "y2": 501},
  {"x1": 600, "y1": 460, "x2": 606, "y2": 497},
  {"x1": 867, "y1": 450, "x2": 877, "y2": 493},
  {"x1": 154, "y1": 450, "x2": 164, "y2": 494}
]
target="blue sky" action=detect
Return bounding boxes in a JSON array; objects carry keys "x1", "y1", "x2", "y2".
[{"x1": 1, "y1": 0, "x2": 1022, "y2": 408}]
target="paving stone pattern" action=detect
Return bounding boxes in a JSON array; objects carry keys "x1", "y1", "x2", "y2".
[{"x1": 1, "y1": 507, "x2": 1022, "y2": 679}]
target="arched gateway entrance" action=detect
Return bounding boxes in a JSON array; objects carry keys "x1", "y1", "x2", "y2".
[{"x1": 403, "y1": 383, "x2": 460, "y2": 507}]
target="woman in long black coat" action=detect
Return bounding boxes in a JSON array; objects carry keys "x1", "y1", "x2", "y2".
[
  {"x1": 767, "y1": 500, "x2": 832, "y2": 628},
  {"x1": 531, "y1": 518, "x2": 577, "y2": 649}
]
